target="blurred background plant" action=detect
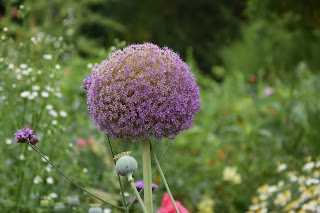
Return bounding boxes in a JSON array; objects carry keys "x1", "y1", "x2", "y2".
[{"x1": 0, "y1": 0, "x2": 320, "y2": 212}]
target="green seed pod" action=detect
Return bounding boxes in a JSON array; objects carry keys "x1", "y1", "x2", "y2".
[
  {"x1": 53, "y1": 204, "x2": 66, "y2": 213},
  {"x1": 68, "y1": 197, "x2": 80, "y2": 207},
  {"x1": 88, "y1": 206, "x2": 103, "y2": 213},
  {"x1": 115, "y1": 155, "x2": 138, "y2": 180}
]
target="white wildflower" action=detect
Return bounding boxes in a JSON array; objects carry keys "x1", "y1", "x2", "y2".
[
  {"x1": 303, "y1": 161, "x2": 315, "y2": 172},
  {"x1": 33, "y1": 176, "x2": 42, "y2": 184},
  {"x1": 45, "y1": 165, "x2": 52, "y2": 173},
  {"x1": 87, "y1": 63, "x2": 93, "y2": 69},
  {"x1": 30, "y1": 37, "x2": 37, "y2": 44},
  {"x1": 20, "y1": 91, "x2": 31, "y2": 98},
  {"x1": 3, "y1": 27, "x2": 8, "y2": 32},
  {"x1": 19, "y1": 154, "x2": 25, "y2": 160},
  {"x1": 8, "y1": 64, "x2": 14, "y2": 69},
  {"x1": 20, "y1": 64, "x2": 27, "y2": 69},
  {"x1": 49, "y1": 193, "x2": 58, "y2": 199},
  {"x1": 277, "y1": 163, "x2": 287, "y2": 173},
  {"x1": 103, "y1": 208, "x2": 111, "y2": 213},
  {"x1": 6, "y1": 139, "x2": 13, "y2": 145},
  {"x1": 32, "y1": 85, "x2": 40, "y2": 91},
  {"x1": 45, "y1": 86, "x2": 54, "y2": 92},
  {"x1": 43, "y1": 54, "x2": 53, "y2": 60},
  {"x1": 45, "y1": 105, "x2": 53, "y2": 110},
  {"x1": 12, "y1": 84, "x2": 16, "y2": 88},
  {"x1": 55, "y1": 64, "x2": 60, "y2": 69},
  {"x1": 223, "y1": 166, "x2": 242, "y2": 184},
  {"x1": 42, "y1": 156, "x2": 49, "y2": 162},
  {"x1": 52, "y1": 120, "x2": 57, "y2": 125},
  {"x1": 83, "y1": 168, "x2": 88, "y2": 173},
  {"x1": 60, "y1": 111, "x2": 67, "y2": 117},
  {"x1": 28, "y1": 92, "x2": 38, "y2": 100},
  {"x1": 41, "y1": 91, "x2": 49, "y2": 98},
  {"x1": 55, "y1": 92, "x2": 62, "y2": 98},
  {"x1": 49, "y1": 110, "x2": 58, "y2": 117},
  {"x1": 46, "y1": 177, "x2": 54, "y2": 184}
]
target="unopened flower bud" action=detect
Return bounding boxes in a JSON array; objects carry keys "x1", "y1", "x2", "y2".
[{"x1": 115, "y1": 153, "x2": 138, "y2": 180}]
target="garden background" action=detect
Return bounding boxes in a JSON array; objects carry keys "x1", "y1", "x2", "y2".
[{"x1": 1, "y1": 0, "x2": 320, "y2": 212}]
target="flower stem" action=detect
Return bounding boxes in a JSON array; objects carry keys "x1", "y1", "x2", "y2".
[
  {"x1": 15, "y1": 145, "x2": 28, "y2": 213},
  {"x1": 142, "y1": 138, "x2": 153, "y2": 213},
  {"x1": 130, "y1": 181, "x2": 148, "y2": 213},
  {"x1": 106, "y1": 137, "x2": 129, "y2": 213},
  {"x1": 128, "y1": 140, "x2": 172, "y2": 209},
  {"x1": 28, "y1": 143, "x2": 125, "y2": 210},
  {"x1": 151, "y1": 145, "x2": 180, "y2": 213}
]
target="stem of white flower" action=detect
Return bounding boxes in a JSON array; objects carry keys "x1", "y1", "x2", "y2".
[{"x1": 142, "y1": 138, "x2": 153, "y2": 213}]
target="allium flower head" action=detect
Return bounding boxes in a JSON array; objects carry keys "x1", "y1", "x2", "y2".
[
  {"x1": 86, "y1": 43, "x2": 201, "y2": 141},
  {"x1": 14, "y1": 128, "x2": 39, "y2": 145}
]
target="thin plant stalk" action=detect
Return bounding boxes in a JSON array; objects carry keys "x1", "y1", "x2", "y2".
[
  {"x1": 130, "y1": 181, "x2": 148, "y2": 213},
  {"x1": 128, "y1": 140, "x2": 171, "y2": 208},
  {"x1": 28, "y1": 143, "x2": 125, "y2": 210},
  {"x1": 151, "y1": 145, "x2": 180, "y2": 213},
  {"x1": 15, "y1": 145, "x2": 28, "y2": 213},
  {"x1": 107, "y1": 137, "x2": 129, "y2": 213},
  {"x1": 142, "y1": 138, "x2": 153, "y2": 213}
]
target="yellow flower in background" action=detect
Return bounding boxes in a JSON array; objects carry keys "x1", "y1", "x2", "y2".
[
  {"x1": 223, "y1": 166, "x2": 242, "y2": 184},
  {"x1": 198, "y1": 196, "x2": 215, "y2": 213}
]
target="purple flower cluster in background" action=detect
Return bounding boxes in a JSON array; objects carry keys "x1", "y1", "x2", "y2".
[
  {"x1": 14, "y1": 128, "x2": 39, "y2": 145},
  {"x1": 134, "y1": 180, "x2": 158, "y2": 190},
  {"x1": 81, "y1": 75, "x2": 92, "y2": 90},
  {"x1": 85, "y1": 43, "x2": 201, "y2": 142}
]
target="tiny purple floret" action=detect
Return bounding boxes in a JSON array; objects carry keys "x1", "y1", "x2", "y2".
[
  {"x1": 14, "y1": 128, "x2": 39, "y2": 145},
  {"x1": 135, "y1": 180, "x2": 158, "y2": 190},
  {"x1": 81, "y1": 76, "x2": 92, "y2": 90}
]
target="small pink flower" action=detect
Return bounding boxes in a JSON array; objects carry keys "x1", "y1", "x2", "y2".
[
  {"x1": 77, "y1": 138, "x2": 86, "y2": 148},
  {"x1": 12, "y1": 8, "x2": 19, "y2": 18},
  {"x1": 263, "y1": 87, "x2": 274, "y2": 96},
  {"x1": 157, "y1": 193, "x2": 190, "y2": 213},
  {"x1": 87, "y1": 137, "x2": 94, "y2": 146}
]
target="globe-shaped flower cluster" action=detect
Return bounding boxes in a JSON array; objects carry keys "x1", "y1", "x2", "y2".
[{"x1": 85, "y1": 43, "x2": 201, "y2": 142}]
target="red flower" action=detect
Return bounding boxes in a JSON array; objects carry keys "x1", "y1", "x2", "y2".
[
  {"x1": 87, "y1": 137, "x2": 94, "y2": 146},
  {"x1": 157, "y1": 193, "x2": 190, "y2": 213},
  {"x1": 77, "y1": 138, "x2": 86, "y2": 148},
  {"x1": 249, "y1": 75, "x2": 257, "y2": 83}
]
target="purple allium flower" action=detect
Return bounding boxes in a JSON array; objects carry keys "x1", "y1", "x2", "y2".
[
  {"x1": 14, "y1": 128, "x2": 39, "y2": 145},
  {"x1": 134, "y1": 180, "x2": 158, "y2": 190},
  {"x1": 263, "y1": 87, "x2": 274, "y2": 96},
  {"x1": 81, "y1": 76, "x2": 92, "y2": 90},
  {"x1": 85, "y1": 43, "x2": 201, "y2": 141}
]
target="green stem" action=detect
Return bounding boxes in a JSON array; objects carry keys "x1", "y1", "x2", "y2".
[
  {"x1": 15, "y1": 145, "x2": 28, "y2": 213},
  {"x1": 130, "y1": 181, "x2": 148, "y2": 213},
  {"x1": 106, "y1": 137, "x2": 129, "y2": 213},
  {"x1": 28, "y1": 144, "x2": 125, "y2": 210},
  {"x1": 142, "y1": 138, "x2": 153, "y2": 213},
  {"x1": 151, "y1": 145, "x2": 180, "y2": 213},
  {"x1": 128, "y1": 140, "x2": 172, "y2": 208}
]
